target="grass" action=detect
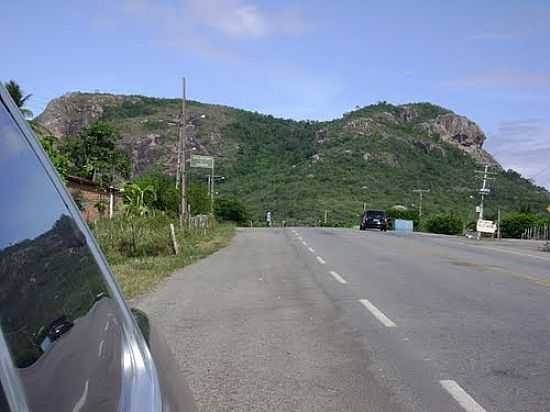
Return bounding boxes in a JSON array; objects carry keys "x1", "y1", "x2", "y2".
[{"x1": 91, "y1": 217, "x2": 235, "y2": 299}]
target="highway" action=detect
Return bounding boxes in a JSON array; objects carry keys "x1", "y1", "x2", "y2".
[{"x1": 138, "y1": 228, "x2": 550, "y2": 411}]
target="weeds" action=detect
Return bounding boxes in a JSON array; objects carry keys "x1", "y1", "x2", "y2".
[{"x1": 90, "y1": 215, "x2": 235, "y2": 298}]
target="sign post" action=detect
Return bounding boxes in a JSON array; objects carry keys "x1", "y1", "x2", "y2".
[
  {"x1": 476, "y1": 219, "x2": 497, "y2": 235},
  {"x1": 190, "y1": 155, "x2": 215, "y2": 214}
]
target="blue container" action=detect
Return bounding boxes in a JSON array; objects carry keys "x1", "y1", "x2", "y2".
[{"x1": 394, "y1": 219, "x2": 414, "y2": 232}]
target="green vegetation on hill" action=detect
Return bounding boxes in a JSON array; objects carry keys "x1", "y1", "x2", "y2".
[{"x1": 35, "y1": 93, "x2": 549, "y2": 227}]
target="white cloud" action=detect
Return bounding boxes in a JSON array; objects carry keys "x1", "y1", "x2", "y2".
[{"x1": 185, "y1": 0, "x2": 307, "y2": 38}]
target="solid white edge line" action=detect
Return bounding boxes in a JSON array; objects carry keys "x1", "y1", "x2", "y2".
[
  {"x1": 316, "y1": 256, "x2": 326, "y2": 264},
  {"x1": 359, "y1": 299, "x2": 396, "y2": 327},
  {"x1": 440, "y1": 380, "x2": 487, "y2": 412},
  {"x1": 329, "y1": 271, "x2": 347, "y2": 284},
  {"x1": 308, "y1": 247, "x2": 315, "y2": 253}
]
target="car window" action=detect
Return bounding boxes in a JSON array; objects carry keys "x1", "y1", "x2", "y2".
[
  {"x1": 0, "y1": 95, "x2": 125, "y2": 410},
  {"x1": 366, "y1": 211, "x2": 385, "y2": 219}
]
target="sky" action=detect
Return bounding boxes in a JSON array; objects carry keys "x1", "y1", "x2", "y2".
[{"x1": 2, "y1": 0, "x2": 549, "y2": 189}]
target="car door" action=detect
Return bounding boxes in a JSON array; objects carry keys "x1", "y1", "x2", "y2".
[{"x1": 0, "y1": 83, "x2": 194, "y2": 411}]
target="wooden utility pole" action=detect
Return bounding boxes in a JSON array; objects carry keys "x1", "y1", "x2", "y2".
[{"x1": 179, "y1": 77, "x2": 188, "y2": 226}]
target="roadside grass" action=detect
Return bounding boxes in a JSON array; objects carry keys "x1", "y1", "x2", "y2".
[{"x1": 90, "y1": 216, "x2": 235, "y2": 299}]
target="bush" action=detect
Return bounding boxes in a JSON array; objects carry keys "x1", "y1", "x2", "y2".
[
  {"x1": 500, "y1": 212, "x2": 539, "y2": 238},
  {"x1": 214, "y1": 197, "x2": 249, "y2": 224},
  {"x1": 425, "y1": 213, "x2": 463, "y2": 235}
]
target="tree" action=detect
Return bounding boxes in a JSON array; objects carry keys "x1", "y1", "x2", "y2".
[
  {"x1": 39, "y1": 135, "x2": 69, "y2": 179},
  {"x1": 5, "y1": 80, "x2": 33, "y2": 117},
  {"x1": 64, "y1": 121, "x2": 131, "y2": 186},
  {"x1": 214, "y1": 197, "x2": 249, "y2": 224}
]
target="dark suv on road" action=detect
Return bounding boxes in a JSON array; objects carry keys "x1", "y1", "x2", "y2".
[
  {"x1": 0, "y1": 84, "x2": 196, "y2": 411},
  {"x1": 360, "y1": 210, "x2": 388, "y2": 231}
]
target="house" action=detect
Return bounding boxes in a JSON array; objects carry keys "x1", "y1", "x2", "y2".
[{"x1": 66, "y1": 175, "x2": 123, "y2": 221}]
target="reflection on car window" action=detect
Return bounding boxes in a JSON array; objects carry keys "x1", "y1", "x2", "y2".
[{"x1": 0, "y1": 98, "x2": 122, "y2": 410}]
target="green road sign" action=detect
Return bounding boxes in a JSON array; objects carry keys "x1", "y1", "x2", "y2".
[{"x1": 190, "y1": 155, "x2": 214, "y2": 169}]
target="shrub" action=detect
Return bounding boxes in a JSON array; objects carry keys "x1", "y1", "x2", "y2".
[
  {"x1": 132, "y1": 168, "x2": 179, "y2": 215},
  {"x1": 214, "y1": 197, "x2": 249, "y2": 224},
  {"x1": 425, "y1": 213, "x2": 463, "y2": 235},
  {"x1": 500, "y1": 212, "x2": 539, "y2": 238}
]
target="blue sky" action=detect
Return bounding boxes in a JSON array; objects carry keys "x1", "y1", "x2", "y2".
[{"x1": 2, "y1": 0, "x2": 549, "y2": 188}]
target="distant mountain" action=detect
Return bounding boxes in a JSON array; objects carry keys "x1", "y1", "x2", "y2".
[{"x1": 36, "y1": 93, "x2": 549, "y2": 224}]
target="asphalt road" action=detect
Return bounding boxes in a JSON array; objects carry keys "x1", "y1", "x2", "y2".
[{"x1": 138, "y1": 228, "x2": 550, "y2": 412}]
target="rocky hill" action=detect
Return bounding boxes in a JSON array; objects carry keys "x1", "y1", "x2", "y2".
[{"x1": 36, "y1": 93, "x2": 548, "y2": 224}]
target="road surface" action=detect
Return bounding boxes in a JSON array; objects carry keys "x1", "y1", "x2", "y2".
[{"x1": 137, "y1": 228, "x2": 550, "y2": 411}]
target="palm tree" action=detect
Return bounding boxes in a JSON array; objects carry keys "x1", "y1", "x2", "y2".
[{"x1": 4, "y1": 80, "x2": 33, "y2": 118}]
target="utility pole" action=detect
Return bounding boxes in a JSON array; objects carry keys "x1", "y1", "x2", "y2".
[
  {"x1": 178, "y1": 77, "x2": 188, "y2": 226},
  {"x1": 412, "y1": 189, "x2": 430, "y2": 218},
  {"x1": 475, "y1": 165, "x2": 495, "y2": 221},
  {"x1": 497, "y1": 208, "x2": 501, "y2": 239},
  {"x1": 210, "y1": 159, "x2": 215, "y2": 214}
]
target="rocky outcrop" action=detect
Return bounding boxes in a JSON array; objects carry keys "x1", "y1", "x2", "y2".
[
  {"x1": 418, "y1": 113, "x2": 500, "y2": 167},
  {"x1": 36, "y1": 92, "x2": 122, "y2": 137},
  {"x1": 397, "y1": 106, "x2": 417, "y2": 122},
  {"x1": 419, "y1": 113, "x2": 485, "y2": 148},
  {"x1": 343, "y1": 118, "x2": 373, "y2": 136}
]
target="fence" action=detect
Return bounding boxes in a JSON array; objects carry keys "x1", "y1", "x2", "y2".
[{"x1": 521, "y1": 224, "x2": 550, "y2": 240}]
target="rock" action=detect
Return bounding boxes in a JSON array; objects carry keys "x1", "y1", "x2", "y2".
[
  {"x1": 363, "y1": 153, "x2": 369, "y2": 161},
  {"x1": 344, "y1": 118, "x2": 372, "y2": 135},
  {"x1": 397, "y1": 105, "x2": 417, "y2": 122},
  {"x1": 36, "y1": 92, "x2": 110, "y2": 137},
  {"x1": 316, "y1": 128, "x2": 329, "y2": 144},
  {"x1": 311, "y1": 153, "x2": 321, "y2": 162},
  {"x1": 420, "y1": 113, "x2": 484, "y2": 148},
  {"x1": 412, "y1": 139, "x2": 446, "y2": 157},
  {"x1": 418, "y1": 113, "x2": 500, "y2": 166}
]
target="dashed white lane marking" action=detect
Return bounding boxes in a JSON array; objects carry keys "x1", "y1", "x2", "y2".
[
  {"x1": 316, "y1": 256, "x2": 326, "y2": 264},
  {"x1": 329, "y1": 271, "x2": 347, "y2": 284},
  {"x1": 98, "y1": 339, "x2": 104, "y2": 357},
  {"x1": 359, "y1": 299, "x2": 396, "y2": 327},
  {"x1": 104, "y1": 321, "x2": 110, "y2": 332},
  {"x1": 72, "y1": 380, "x2": 89, "y2": 412},
  {"x1": 302, "y1": 241, "x2": 308, "y2": 246},
  {"x1": 297, "y1": 236, "x2": 303, "y2": 241},
  {"x1": 308, "y1": 247, "x2": 315, "y2": 253},
  {"x1": 440, "y1": 380, "x2": 487, "y2": 412}
]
